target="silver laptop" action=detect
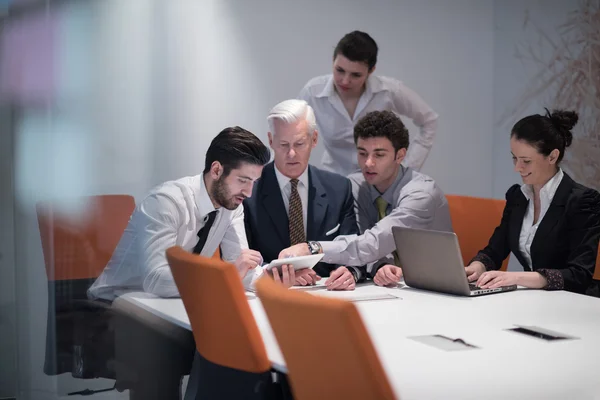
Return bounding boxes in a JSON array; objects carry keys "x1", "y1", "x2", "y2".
[{"x1": 392, "y1": 226, "x2": 517, "y2": 297}]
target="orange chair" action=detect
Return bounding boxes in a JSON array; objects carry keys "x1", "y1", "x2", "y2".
[
  {"x1": 446, "y1": 195, "x2": 510, "y2": 271},
  {"x1": 37, "y1": 195, "x2": 135, "y2": 378},
  {"x1": 255, "y1": 276, "x2": 397, "y2": 400},
  {"x1": 38, "y1": 195, "x2": 135, "y2": 282},
  {"x1": 166, "y1": 247, "x2": 281, "y2": 400}
]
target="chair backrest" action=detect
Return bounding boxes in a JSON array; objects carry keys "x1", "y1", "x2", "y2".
[
  {"x1": 255, "y1": 277, "x2": 396, "y2": 400},
  {"x1": 446, "y1": 194, "x2": 510, "y2": 271},
  {"x1": 166, "y1": 246, "x2": 271, "y2": 373},
  {"x1": 37, "y1": 195, "x2": 135, "y2": 281}
]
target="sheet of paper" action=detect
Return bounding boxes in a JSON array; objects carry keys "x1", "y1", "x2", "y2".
[
  {"x1": 290, "y1": 281, "x2": 328, "y2": 291},
  {"x1": 309, "y1": 291, "x2": 401, "y2": 302}
]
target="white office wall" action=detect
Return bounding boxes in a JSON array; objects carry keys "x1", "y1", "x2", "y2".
[{"x1": 157, "y1": 0, "x2": 495, "y2": 197}]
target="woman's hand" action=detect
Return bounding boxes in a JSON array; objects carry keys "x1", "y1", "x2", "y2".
[{"x1": 464, "y1": 261, "x2": 486, "y2": 282}]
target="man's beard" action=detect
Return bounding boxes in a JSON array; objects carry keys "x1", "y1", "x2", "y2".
[{"x1": 212, "y1": 176, "x2": 243, "y2": 210}]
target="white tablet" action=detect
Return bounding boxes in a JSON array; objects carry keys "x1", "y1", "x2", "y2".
[{"x1": 264, "y1": 254, "x2": 324, "y2": 272}]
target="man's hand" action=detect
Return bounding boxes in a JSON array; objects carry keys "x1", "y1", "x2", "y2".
[
  {"x1": 278, "y1": 243, "x2": 311, "y2": 259},
  {"x1": 373, "y1": 265, "x2": 403, "y2": 287},
  {"x1": 325, "y1": 267, "x2": 356, "y2": 291},
  {"x1": 270, "y1": 267, "x2": 321, "y2": 288},
  {"x1": 465, "y1": 261, "x2": 486, "y2": 282},
  {"x1": 271, "y1": 265, "x2": 296, "y2": 288},
  {"x1": 234, "y1": 249, "x2": 263, "y2": 277},
  {"x1": 295, "y1": 269, "x2": 321, "y2": 286}
]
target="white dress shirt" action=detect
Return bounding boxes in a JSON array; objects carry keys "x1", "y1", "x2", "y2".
[
  {"x1": 299, "y1": 74, "x2": 438, "y2": 176},
  {"x1": 519, "y1": 169, "x2": 564, "y2": 270},
  {"x1": 88, "y1": 174, "x2": 258, "y2": 301},
  {"x1": 274, "y1": 165, "x2": 309, "y2": 235}
]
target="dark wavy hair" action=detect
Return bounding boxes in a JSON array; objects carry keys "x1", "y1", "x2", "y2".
[
  {"x1": 511, "y1": 109, "x2": 578, "y2": 163},
  {"x1": 353, "y1": 110, "x2": 409, "y2": 152}
]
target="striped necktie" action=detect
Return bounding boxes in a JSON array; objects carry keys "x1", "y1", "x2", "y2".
[{"x1": 289, "y1": 179, "x2": 306, "y2": 245}]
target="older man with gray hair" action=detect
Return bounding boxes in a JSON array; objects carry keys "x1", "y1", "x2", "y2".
[{"x1": 243, "y1": 99, "x2": 363, "y2": 290}]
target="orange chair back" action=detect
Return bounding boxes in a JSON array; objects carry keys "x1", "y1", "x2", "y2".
[
  {"x1": 255, "y1": 277, "x2": 396, "y2": 400},
  {"x1": 446, "y1": 195, "x2": 509, "y2": 271},
  {"x1": 166, "y1": 246, "x2": 270, "y2": 373},
  {"x1": 37, "y1": 195, "x2": 135, "y2": 281}
]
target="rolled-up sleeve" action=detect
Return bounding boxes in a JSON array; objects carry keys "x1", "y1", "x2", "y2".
[
  {"x1": 220, "y1": 205, "x2": 265, "y2": 289},
  {"x1": 220, "y1": 206, "x2": 248, "y2": 263},
  {"x1": 321, "y1": 189, "x2": 437, "y2": 266},
  {"x1": 138, "y1": 194, "x2": 183, "y2": 298}
]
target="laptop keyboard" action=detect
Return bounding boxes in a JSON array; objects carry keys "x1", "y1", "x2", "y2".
[{"x1": 469, "y1": 283, "x2": 482, "y2": 291}]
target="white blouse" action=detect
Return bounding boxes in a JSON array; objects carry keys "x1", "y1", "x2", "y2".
[
  {"x1": 299, "y1": 74, "x2": 438, "y2": 176},
  {"x1": 518, "y1": 169, "x2": 564, "y2": 270}
]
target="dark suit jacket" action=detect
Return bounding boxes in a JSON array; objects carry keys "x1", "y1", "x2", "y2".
[
  {"x1": 473, "y1": 173, "x2": 600, "y2": 296},
  {"x1": 244, "y1": 162, "x2": 359, "y2": 277}
]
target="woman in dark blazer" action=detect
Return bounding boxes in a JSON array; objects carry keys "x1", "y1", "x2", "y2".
[{"x1": 465, "y1": 109, "x2": 600, "y2": 296}]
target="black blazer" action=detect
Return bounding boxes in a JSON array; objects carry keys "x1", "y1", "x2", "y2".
[
  {"x1": 243, "y1": 162, "x2": 359, "y2": 277},
  {"x1": 473, "y1": 173, "x2": 600, "y2": 296}
]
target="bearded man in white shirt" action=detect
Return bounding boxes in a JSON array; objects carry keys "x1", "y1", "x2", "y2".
[
  {"x1": 86, "y1": 126, "x2": 271, "y2": 399},
  {"x1": 89, "y1": 126, "x2": 270, "y2": 301},
  {"x1": 299, "y1": 30, "x2": 439, "y2": 176}
]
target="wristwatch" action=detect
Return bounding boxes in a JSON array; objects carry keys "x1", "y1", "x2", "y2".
[
  {"x1": 348, "y1": 267, "x2": 359, "y2": 283},
  {"x1": 306, "y1": 241, "x2": 323, "y2": 255}
]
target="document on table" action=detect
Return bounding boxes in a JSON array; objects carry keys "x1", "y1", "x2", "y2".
[
  {"x1": 290, "y1": 281, "x2": 329, "y2": 291},
  {"x1": 309, "y1": 290, "x2": 401, "y2": 302}
]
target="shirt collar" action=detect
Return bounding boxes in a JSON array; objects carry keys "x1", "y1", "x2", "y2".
[
  {"x1": 274, "y1": 164, "x2": 309, "y2": 192},
  {"x1": 520, "y1": 168, "x2": 564, "y2": 202},
  {"x1": 316, "y1": 74, "x2": 386, "y2": 99},
  {"x1": 369, "y1": 165, "x2": 408, "y2": 204},
  {"x1": 195, "y1": 174, "x2": 217, "y2": 220}
]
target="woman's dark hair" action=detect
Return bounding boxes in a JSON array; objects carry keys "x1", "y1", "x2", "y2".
[
  {"x1": 354, "y1": 110, "x2": 409, "y2": 152},
  {"x1": 511, "y1": 108, "x2": 578, "y2": 163},
  {"x1": 333, "y1": 31, "x2": 378, "y2": 71},
  {"x1": 203, "y1": 126, "x2": 270, "y2": 175}
]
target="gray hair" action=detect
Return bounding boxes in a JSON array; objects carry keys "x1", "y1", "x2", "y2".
[{"x1": 267, "y1": 99, "x2": 317, "y2": 136}]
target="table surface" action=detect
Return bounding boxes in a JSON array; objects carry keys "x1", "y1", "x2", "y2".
[{"x1": 119, "y1": 283, "x2": 600, "y2": 400}]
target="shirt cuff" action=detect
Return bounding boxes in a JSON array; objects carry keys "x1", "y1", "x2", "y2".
[
  {"x1": 470, "y1": 252, "x2": 497, "y2": 271},
  {"x1": 348, "y1": 266, "x2": 362, "y2": 282},
  {"x1": 536, "y1": 269, "x2": 564, "y2": 291},
  {"x1": 320, "y1": 241, "x2": 347, "y2": 264},
  {"x1": 369, "y1": 257, "x2": 392, "y2": 278},
  {"x1": 243, "y1": 266, "x2": 265, "y2": 291}
]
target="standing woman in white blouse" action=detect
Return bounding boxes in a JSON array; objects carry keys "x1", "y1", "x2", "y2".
[
  {"x1": 465, "y1": 109, "x2": 600, "y2": 297},
  {"x1": 298, "y1": 31, "x2": 438, "y2": 176}
]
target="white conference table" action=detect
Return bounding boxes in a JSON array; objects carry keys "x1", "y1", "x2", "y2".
[{"x1": 120, "y1": 283, "x2": 600, "y2": 400}]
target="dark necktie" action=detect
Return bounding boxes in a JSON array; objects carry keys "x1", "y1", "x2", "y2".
[
  {"x1": 193, "y1": 210, "x2": 217, "y2": 254},
  {"x1": 289, "y1": 179, "x2": 306, "y2": 245}
]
